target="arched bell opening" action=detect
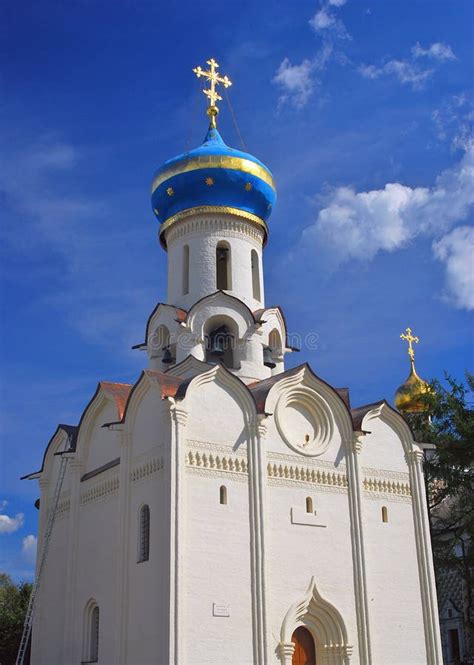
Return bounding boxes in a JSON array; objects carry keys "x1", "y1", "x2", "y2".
[
  {"x1": 149, "y1": 324, "x2": 176, "y2": 369},
  {"x1": 264, "y1": 328, "x2": 283, "y2": 374},
  {"x1": 204, "y1": 316, "x2": 239, "y2": 370}
]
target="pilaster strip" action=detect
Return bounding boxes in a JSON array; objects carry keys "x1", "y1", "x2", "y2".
[
  {"x1": 346, "y1": 435, "x2": 372, "y2": 664},
  {"x1": 406, "y1": 450, "x2": 443, "y2": 664}
]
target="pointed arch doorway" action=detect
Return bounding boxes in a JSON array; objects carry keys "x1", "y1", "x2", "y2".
[{"x1": 291, "y1": 626, "x2": 316, "y2": 665}]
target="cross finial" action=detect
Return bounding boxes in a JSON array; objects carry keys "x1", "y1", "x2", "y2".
[
  {"x1": 193, "y1": 58, "x2": 232, "y2": 129},
  {"x1": 400, "y1": 327, "x2": 420, "y2": 363}
]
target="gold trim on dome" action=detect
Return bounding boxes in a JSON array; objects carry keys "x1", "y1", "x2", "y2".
[
  {"x1": 159, "y1": 206, "x2": 268, "y2": 247},
  {"x1": 151, "y1": 155, "x2": 276, "y2": 195}
]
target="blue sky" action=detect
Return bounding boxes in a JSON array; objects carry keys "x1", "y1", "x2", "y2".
[{"x1": 1, "y1": 0, "x2": 473, "y2": 580}]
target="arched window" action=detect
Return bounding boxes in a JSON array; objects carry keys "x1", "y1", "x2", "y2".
[
  {"x1": 182, "y1": 244, "x2": 190, "y2": 295},
  {"x1": 306, "y1": 496, "x2": 314, "y2": 514},
  {"x1": 83, "y1": 601, "x2": 99, "y2": 663},
  {"x1": 251, "y1": 249, "x2": 261, "y2": 301},
  {"x1": 216, "y1": 241, "x2": 232, "y2": 290},
  {"x1": 138, "y1": 505, "x2": 150, "y2": 562},
  {"x1": 220, "y1": 485, "x2": 227, "y2": 505},
  {"x1": 382, "y1": 506, "x2": 388, "y2": 523}
]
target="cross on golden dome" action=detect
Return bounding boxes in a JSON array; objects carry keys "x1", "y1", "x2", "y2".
[
  {"x1": 400, "y1": 327, "x2": 419, "y2": 363},
  {"x1": 193, "y1": 58, "x2": 232, "y2": 128}
]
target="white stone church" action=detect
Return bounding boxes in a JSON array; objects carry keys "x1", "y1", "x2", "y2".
[{"x1": 24, "y1": 60, "x2": 442, "y2": 665}]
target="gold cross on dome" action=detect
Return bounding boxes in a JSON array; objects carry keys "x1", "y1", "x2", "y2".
[
  {"x1": 193, "y1": 58, "x2": 232, "y2": 128},
  {"x1": 400, "y1": 327, "x2": 420, "y2": 362}
]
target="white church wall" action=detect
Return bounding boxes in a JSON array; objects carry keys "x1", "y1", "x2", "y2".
[
  {"x1": 364, "y1": 496, "x2": 427, "y2": 664},
  {"x1": 126, "y1": 467, "x2": 169, "y2": 664},
  {"x1": 266, "y1": 482, "x2": 360, "y2": 663},
  {"x1": 183, "y1": 471, "x2": 255, "y2": 665},
  {"x1": 72, "y1": 481, "x2": 120, "y2": 662},
  {"x1": 83, "y1": 400, "x2": 121, "y2": 473},
  {"x1": 32, "y1": 513, "x2": 69, "y2": 665}
]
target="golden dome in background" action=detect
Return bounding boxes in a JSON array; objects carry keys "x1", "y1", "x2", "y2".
[{"x1": 394, "y1": 327, "x2": 431, "y2": 414}]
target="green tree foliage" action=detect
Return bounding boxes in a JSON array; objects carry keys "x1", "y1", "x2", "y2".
[
  {"x1": 408, "y1": 372, "x2": 474, "y2": 661},
  {"x1": 0, "y1": 573, "x2": 31, "y2": 665}
]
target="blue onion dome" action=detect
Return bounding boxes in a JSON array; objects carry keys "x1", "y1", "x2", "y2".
[{"x1": 151, "y1": 127, "x2": 276, "y2": 247}]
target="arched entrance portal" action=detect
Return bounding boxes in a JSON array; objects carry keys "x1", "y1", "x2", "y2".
[{"x1": 292, "y1": 626, "x2": 316, "y2": 665}]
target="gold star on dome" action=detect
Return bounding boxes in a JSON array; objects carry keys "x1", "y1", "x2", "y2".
[
  {"x1": 153, "y1": 208, "x2": 160, "y2": 215},
  {"x1": 166, "y1": 187, "x2": 174, "y2": 197},
  {"x1": 245, "y1": 182, "x2": 253, "y2": 191},
  {"x1": 205, "y1": 177, "x2": 214, "y2": 186}
]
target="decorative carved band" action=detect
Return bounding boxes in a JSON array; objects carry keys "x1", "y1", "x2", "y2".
[
  {"x1": 80, "y1": 476, "x2": 119, "y2": 505},
  {"x1": 186, "y1": 450, "x2": 248, "y2": 474},
  {"x1": 268, "y1": 463, "x2": 348, "y2": 489},
  {"x1": 363, "y1": 476, "x2": 411, "y2": 497},
  {"x1": 130, "y1": 456, "x2": 164, "y2": 482},
  {"x1": 165, "y1": 215, "x2": 264, "y2": 247},
  {"x1": 56, "y1": 497, "x2": 71, "y2": 517}
]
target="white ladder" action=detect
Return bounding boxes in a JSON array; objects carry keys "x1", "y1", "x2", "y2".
[{"x1": 16, "y1": 452, "x2": 70, "y2": 665}]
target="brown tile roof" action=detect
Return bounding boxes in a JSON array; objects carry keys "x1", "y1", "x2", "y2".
[
  {"x1": 248, "y1": 363, "x2": 351, "y2": 415},
  {"x1": 350, "y1": 400, "x2": 386, "y2": 431},
  {"x1": 100, "y1": 382, "x2": 133, "y2": 420}
]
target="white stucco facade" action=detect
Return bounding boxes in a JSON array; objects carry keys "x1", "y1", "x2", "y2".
[{"x1": 26, "y1": 156, "x2": 442, "y2": 665}]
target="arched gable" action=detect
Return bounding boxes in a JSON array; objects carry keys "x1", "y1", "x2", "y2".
[
  {"x1": 165, "y1": 354, "x2": 214, "y2": 379},
  {"x1": 76, "y1": 382, "x2": 131, "y2": 473},
  {"x1": 186, "y1": 291, "x2": 256, "y2": 339},
  {"x1": 121, "y1": 371, "x2": 174, "y2": 456},
  {"x1": 182, "y1": 364, "x2": 257, "y2": 447},
  {"x1": 263, "y1": 364, "x2": 353, "y2": 459},
  {"x1": 35, "y1": 426, "x2": 74, "y2": 495},
  {"x1": 132, "y1": 302, "x2": 187, "y2": 352},
  {"x1": 358, "y1": 401, "x2": 418, "y2": 472}
]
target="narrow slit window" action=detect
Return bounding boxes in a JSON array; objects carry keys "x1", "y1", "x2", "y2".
[
  {"x1": 138, "y1": 505, "x2": 150, "y2": 562},
  {"x1": 220, "y1": 485, "x2": 227, "y2": 505},
  {"x1": 251, "y1": 249, "x2": 261, "y2": 301},
  {"x1": 90, "y1": 605, "x2": 99, "y2": 662},
  {"x1": 216, "y1": 242, "x2": 231, "y2": 290},
  {"x1": 306, "y1": 496, "x2": 313, "y2": 514},
  {"x1": 382, "y1": 506, "x2": 388, "y2": 523},
  {"x1": 182, "y1": 244, "x2": 190, "y2": 295}
]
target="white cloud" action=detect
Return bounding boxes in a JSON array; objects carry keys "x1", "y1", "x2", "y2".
[
  {"x1": 412, "y1": 42, "x2": 456, "y2": 61},
  {"x1": 22, "y1": 534, "x2": 38, "y2": 565},
  {"x1": 328, "y1": 0, "x2": 347, "y2": 5},
  {"x1": 310, "y1": 8, "x2": 336, "y2": 30},
  {"x1": 432, "y1": 93, "x2": 474, "y2": 149},
  {"x1": 273, "y1": 58, "x2": 316, "y2": 109},
  {"x1": 301, "y1": 141, "x2": 474, "y2": 309},
  {"x1": 433, "y1": 226, "x2": 474, "y2": 310},
  {"x1": 359, "y1": 59, "x2": 433, "y2": 89},
  {"x1": 0, "y1": 512, "x2": 25, "y2": 534},
  {"x1": 309, "y1": 6, "x2": 350, "y2": 39}
]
